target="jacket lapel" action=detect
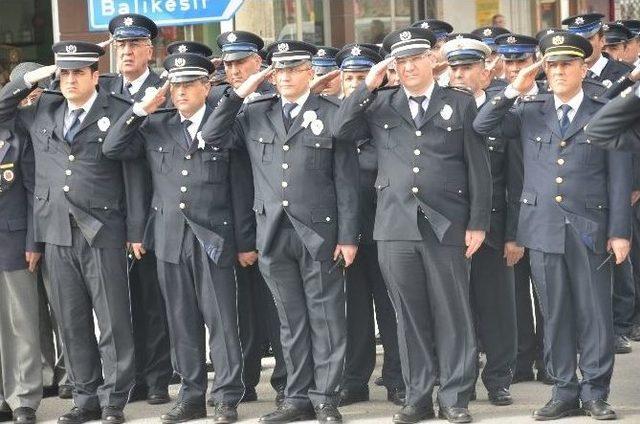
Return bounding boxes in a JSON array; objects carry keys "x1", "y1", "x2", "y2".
[
  {"x1": 77, "y1": 92, "x2": 110, "y2": 134},
  {"x1": 167, "y1": 112, "x2": 186, "y2": 152},
  {"x1": 421, "y1": 85, "x2": 446, "y2": 128},
  {"x1": 563, "y1": 97, "x2": 598, "y2": 140},
  {"x1": 389, "y1": 88, "x2": 415, "y2": 128},
  {"x1": 286, "y1": 95, "x2": 320, "y2": 142},
  {"x1": 540, "y1": 97, "x2": 562, "y2": 139},
  {"x1": 0, "y1": 128, "x2": 12, "y2": 164},
  {"x1": 185, "y1": 106, "x2": 213, "y2": 156},
  {"x1": 266, "y1": 98, "x2": 287, "y2": 142},
  {"x1": 134, "y1": 70, "x2": 162, "y2": 102}
]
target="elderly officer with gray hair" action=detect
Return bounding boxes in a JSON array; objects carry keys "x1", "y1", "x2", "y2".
[{"x1": 334, "y1": 26, "x2": 492, "y2": 423}]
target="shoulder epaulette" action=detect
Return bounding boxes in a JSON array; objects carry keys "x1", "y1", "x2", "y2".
[
  {"x1": 246, "y1": 92, "x2": 278, "y2": 104},
  {"x1": 41, "y1": 88, "x2": 63, "y2": 96},
  {"x1": 151, "y1": 107, "x2": 177, "y2": 114},
  {"x1": 108, "y1": 92, "x2": 134, "y2": 104},
  {"x1": 99, "y1": 73, "x2": 119, "y2": 79},
  {"x1": 318, "y1": 94, "x2": 341, "y2": 106},
  {"x1": 445, "y1": 86, "x2": 473, "y2": 96},
  {"x1": 520, "y1": 93, "x2": 547, "y2": 102}
]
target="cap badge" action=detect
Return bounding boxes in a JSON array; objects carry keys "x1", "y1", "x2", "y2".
[
  {"x1": 177, "y1": 44, "x2": 188, "y2": 53},
  {"x1": 420, "y1": 22, "x2": 430, "y2": 28},
  {"x1": 506, "y1": 36, "x2": 517, "y2": 44},
  {"x1": 227, "y1": 32, "x2": 237, "y2": 43},
  {"x1": 552, "y1": 35, "x2": 565, "y2": 45},
  {"x1": 575, "y1": 17, "x2": 585, "y2": 25},
  {"x1": 65, "y1": 44, "x2": 77, "y2": 53},
  {"x1": 350, "y1": 46, "x2": 361, "y2": 56},
  {"x1": 602, "y1": 24, "x2": 609, "y2": 31},
  {"x1": 483, "y1": 28, "x2": 492, "y2": 36},
  {"x1": 277, "y1": 43, "x2": 289, "y2": 52},
  {"x1": 174, "y1": 57, "x2": 186, "y2": 67},
  {"x1": 455, "y1": 34, "x2": 464, "y2": 39},
  {"x1": 400, "y1": 31, "x2": 412, "y2": 41},
  {"x1": 317, "y1": 49, "x2": 326, "y2": 57},
  {"x1": 123, "y1": 17, "x2": 134, "y2": 26}
]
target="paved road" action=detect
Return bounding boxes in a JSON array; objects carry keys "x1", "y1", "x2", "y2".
[{"x1": 37, "y1": 345, "x2": 640, "y2": 423}]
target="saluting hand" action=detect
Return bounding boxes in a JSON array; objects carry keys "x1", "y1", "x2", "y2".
[
  {"x1": 139, "y1": 80, "x2": 170, "y2": 115},
  {"x1": 365, "y1": 56, "x2": 394, "y2": 91},
  {"x1": 24, "y1": 64, "x2": 58, "y2": 86},
  {"x1": 310, "y1": 70, "x2": 341, "y2": 94},
  {"x1": 235, "y1": 65, "x2": 274, "y2": 98},
  {"x1": 465, "y1": 230, "x2": 485, "y2": 258},
  {"x1": 511, "y1": 60, "x2": 543, "y2": 94}
]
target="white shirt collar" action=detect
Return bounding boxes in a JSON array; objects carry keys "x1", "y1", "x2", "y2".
[
  {"x1": 281, "y1": 90, "x2": 310, "y2": 118},
  {"x1": 634, "y1": 57, "x2": 640, "y2": 68},
  {"x1": 402, "y1": 82, "x2": 436, "y2": 102},
  {"x1": 553, "y1": 89, "x2": 584, "y2": 121},
  {"x1": 403, "y1": 82, "x2": 435, "y2": 120},
  {"x1": 66, "y1": 90, "x2": 98, "y2": 119},
  {"x1": 123, "y1": 68, "x2": 150, "y2": 96},
  {"x1": 180, "y1": 104, "x2": 207, "y2": 140},
  {"x1": 589, "y1": 54, "x2": 608, "y2": 77},
  {"x1": 475, "y1": 91, "x2": 487, "y2": 108}
]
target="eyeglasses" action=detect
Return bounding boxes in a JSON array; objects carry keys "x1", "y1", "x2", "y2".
[
  {"x1": 273, "y1": 66, "x2": 312, "y2": 76},
  {"x1": 395, "y1": 52, "x2": 430, "y2": 68},
  {"x1": 115, "y1": 40, "x2": 150, "y2": 50}
]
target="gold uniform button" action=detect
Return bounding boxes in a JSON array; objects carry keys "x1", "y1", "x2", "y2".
[
  {"x1": 180, "y1": 186, "x2": 187, "y2": 193},
  {"x1": 414, "y1": 149, "x2": 421, "y2": 156},
  {"x1": 555, "y1": 195, "x2": 563, "y2": 203},
  {"x1": 282, "y1": 200, "x2": 289, "y2": 207},
  {"x1": 179, "y1": 203, "x2": 186, "y2": 209},
  {"x1": 68, "y1": 155, "x2": 75, "y2": 161},
  {"x1": 65, "y1": 170, "x2": 72, "y2": 176},
  {"x1": 283, "y1": 145, "x2": 290, "y2": 151},
  {"x1": 181, "y1": 170, "x2": 188, "y2": 176},
  {"x1": 415, "y1": 130, "x2": 422, "y2": 136},
  {"x1": 281, "y1": 181, "x2": 288, "y2": 188},
  {"x1": 62, "y1": 185, "x2": 69, "y2": 192},
  {"x1": 555, "y1": 177, "x2": 563, "y2": 184},
  {"x1": 282, "y1": 163, "x2": 289, "y2": 170},
  {"x1": 412, "y1": 167, "x2": 419, "y2": 173},
  {"x1": 411, "y1": 187, "x2": 419, "y2": 194},
  {"x1": 557, "y1": 158, "x2": 565, "y2": 165}
]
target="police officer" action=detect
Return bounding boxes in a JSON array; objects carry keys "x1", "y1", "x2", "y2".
[
  {"x1": 471, "y1": 26, "x2": 511, "y2": 89},
  {"x1": 616, "y1": 20, "x2": 640, "y2": 66},
  {"x1": 562, "y1": 13, "x2": 633, "y2": 87},
  {"x1": 202, "y1": 40, "x2": 360, "y2": 423},
  {"x1": 410, "y1": 20, "x2": 454, "y2": 86},
  {"x1": 104, "y1": 13, "x2": 173, "y2": 406},
  {"x1": 103, "y1": 52, "x2": 251, "y2": 424},
  {"x1": 474, "y1": 31, "x2": 632, "y2": 421},
  {"x1": 444, "y1": 35, "x2": 518, "y2": 407},
  {"x1": 334, "y1": 27, "x2": 492, "y2": 423},
  {"x1": 332, "y1": 44, "x2": 404, "y2": 408},
  {"x1": 602, "y1": 22, "x2": 634, "y2": 62},
  {"x1": 492, "y1": 32, "x2": 553, "y2": 385},
  {"x1": 210, "y1": 30, "x2": 287, "y2": 406},
  {"x1": 0, "y1": 65, "x2": 43, "y2": 424},
  {"x1": 311, "y1": 46, "x2": 341, "y2": 97},
  {"x1": 0, "y1": 41, "x2": 137, "y2": 424}
]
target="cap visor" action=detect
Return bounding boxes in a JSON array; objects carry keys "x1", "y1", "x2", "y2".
[
  {"x1": 170, "y1": 75, "x2": 208, "y2": 83},
  {"x1": 273, "y1": 59, "x2": 310, "y2": 69},
  {"x1": 448, "y1": 58, "x2": 484, "y2": 66},
  {"x1": 56, "y1": 60, "x2": 97, "y2": 70},
  {"x1": 222, "y1": 51, "x2": 254, "y2": 62},
  {"x1": 544, "y1": 54, "x2": 582, "y2": 62},
  {"x1": 502, "y1": 53, "x2": 534, "y2": 61},
  {"x1": 392, "y1": 47, "x2": 429, "y2": 58}
]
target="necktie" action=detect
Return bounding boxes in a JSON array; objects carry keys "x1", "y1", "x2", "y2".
[
  {"x1": 64, "y1": 108, "x2": 84, "y2": 143},
  {"x1": 559, "y1": 104, "x2": 571, "y2": 136},
  {"x1": 410, "y1": 95, "x2": 426, "y2": 127},
  {"x1": 125, "y1": 82, "x2": 133, "y2": 98},
  {"x1": 181, "y1": 120, "x2": 193, "y2": 150},
  {"x1": 586, "y1": 70, "x2": 597, "y2": 80},
  {"x1": 283, "y1": 103, "x2": 298, "y2": 132}
]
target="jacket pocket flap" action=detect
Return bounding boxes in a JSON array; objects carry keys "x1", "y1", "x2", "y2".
[
  {"x1": 374, "y1": 175, "x2": 389, "y2": 190},
  {"x1": 204, "y1": 151, "x2": 229, "y2": 162},
  {"x1": 253, "y1": 199, "x2": 265, "y2": 214},
  {"x1": 585, "y1": 198, "x2": 608, "y2": 209},
  {"x1": 311, "y1": 209, "x2": 335, "y2": 223},
  {"x1": 520, "y1": 191, "x2": 537, "y2": 205},
  {"x1": 444, "y1": 182, "x2": 466, "y2": 195},
  {"x1": 90, "y1": 199, "x2": 120, "y2": 210},
  {"x1": 372, "y1": 119, "x2": 401, "y2": 129},
  {"x1": 34, "y1": 187, "x2": 49, "y2": 201},
  {"x1": 252, "y1": 133, "x2": 275, "y2": 144},
  {"x1": 303, "y1": 136, "x2": 333, "y2": 149}
]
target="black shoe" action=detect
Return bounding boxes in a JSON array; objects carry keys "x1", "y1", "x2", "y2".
[
  {"x1": 148, "y1": 392, "x2": 171, "y2": 405},
  {"x1": 241, "y1": 387, "x2": 258, "y2": 403},
  {"x1": 160, "y1": 402, "x2": 206, "y2": 424},
  {"x1": 13, "y1": 407, "x2": 36, "y2": 424},
  {"x1": 0, "y1": 402, "x2": 11, "y2": 422},
  {"x1": 532, "y1": 399, "x2": 583, "y2": 421},
  {"x1": 374, "y1": 376, "x2": 384, "y2": 387},
  {"x1": 438, "y1": 406, "x2": 472, "y2": 423},
  {"x1": 488, "y1": 388, "x2": 513, "y2": 406},
  {"x1": 469, "y1": 391, "x2": 476, "y2": 402},
  {"x1": 629, "y1": 325, "x2": 640, "y2": 342},
  {"x1": 387, "y1": 387, "x2": 406, "y2": 406},
  {"x1": 101, "y1": 407, "x2": 124, "y2": 424},
  {"x1": 512, "y1": 372, "x2": 535, "y2": 384},
  {"x1": 582, "y1": 400, "x2": 617, "y2": 420},
  {"x1": 274, "y1": 387, "x2": 285, "y2": 407},
  {"x1": 58, "y1": 385, "x2": 73, "y2": 400},
  {"x1": 58, "y1": 407, "x2": 102, "y2": 424},
  {"x1": 314, "y1": 404, "x2": 341, "y2": 423},
  {"x1": 128, "y1": 385, "x2": 148, "y2": 403},
  {"x1": 392, "y1": 405, "x2": 435, "y2": 423},
  {"x1": 169, "y1": 373, "x2": 181, "y2": 386},
  {"x1": 338, "y1": 387, "x2": 369, "y2": 406},
  {"x1": 536, "y1": 369, "x2": 554, "y2": 385},
  {"x1": 43, "y1": 384, "x2": 60, "y2": 398},
  {"x1": 614, "y1": 335, "x2": 632, "y2": 354},
  {"x1": 258, "y1": 403, "x2": 315, "y2": 423},
  {"x1": 206, "y1": 362, "x2": 215, "y2": 373},
  {"x1": 212, "y1": 403, "x2": 238, "y2": 424}
]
